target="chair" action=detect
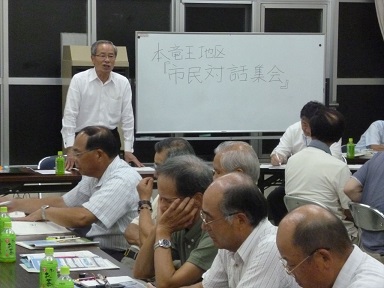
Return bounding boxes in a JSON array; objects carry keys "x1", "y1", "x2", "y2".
[
  {"x1": 348, "y1": 202, "x2": 384, "y2": 232},
  {"x1": 284, "y1": 195, "x2": 330, "y2": 212},
  {"x1": 37, "y1": 155, "x2": 58, "y2": 170}
]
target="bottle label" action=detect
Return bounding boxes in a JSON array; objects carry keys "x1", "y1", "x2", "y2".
[
  {"x1": 0, "y1": 235, "x2": 16, "y2": 262},
  {"x1": 55, "y1": 280, "x2": 74, "y2": 288},
  {"x1": 40, "y1": 260, "x2": 58, "y2": 287}
]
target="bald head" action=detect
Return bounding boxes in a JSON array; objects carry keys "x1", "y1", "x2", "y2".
[
  {"x1": 278, "y1": 205, "x2": 352, "y2": 256},
  {"x1": 207, "y1": 172, "x2": 267, "y2": 227},
  {"x1": 213, "y1": 141, "x2": 260, "y2": 182}
]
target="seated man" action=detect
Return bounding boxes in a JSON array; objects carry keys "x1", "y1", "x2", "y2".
[
  {"x1": 184, "y1": 172, "x2": 299, "y2": 288},
  {"x1": 355, "y1": 120, "x2": 384, "y2": 151},
  {"x1": 344, "y1": 152, "x2": 384, "y2": 263},
  {"x1": 285, "y1": 108, "x2": 358, "y2": 242},
  {"x1": 6, "y1": 126, "x2": 141, "y2": 260},
  {"x1": 277, "y1": 205, "x2": 384, "y2": 288},
  {"x1": 122, "y1": 137, "x2": 195, "y2": 266},
  {"x1": 268, "y1": 101, "x2": 342, "y2": 225},
  {"x1": 133, "y1": 155, "x2": 217, "y2": 288},
  {"x1": 212, "y1": 141, "x2": 260, "y2": 182}
]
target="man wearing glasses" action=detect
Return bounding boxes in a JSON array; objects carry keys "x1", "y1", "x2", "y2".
[
  {"x1": 6, "y1": 126, "x2": 142, "y2": 261},
  {"x1": 277, "y1": 204, "x2": 384, "y2": 288},
  {"x1": 61, "y1": 40, "x2": 143, "y2": 169},
  {"x1": 183, "y1": 172, "x2": 298, "y2": 288},
  {"x1": 133, "y1": 155, "x2": 217, "y2": 288}
]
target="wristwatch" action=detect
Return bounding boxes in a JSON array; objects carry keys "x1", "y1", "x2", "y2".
[
  {"x1": 41, "y1": 205, "x2": 50, "y2": 221},
  {"x1": 153, "y1": 239, "x2": 172, "y2": 250}
]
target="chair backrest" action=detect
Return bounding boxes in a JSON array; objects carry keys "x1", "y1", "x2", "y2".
[
  {"x1": 348, "y1": 202, "x2": 384, "y2": 232},
  {"x1": 284, "y1": 195, "x2": 330, "y2": 212},
  {"x1": 37, "y1": 156, "x2": 58, "y2": 170}
]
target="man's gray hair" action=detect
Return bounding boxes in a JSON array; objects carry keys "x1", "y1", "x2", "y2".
[
  {"x1": 214, "y1": 141, "x2": 260, "y2": 182},
  {"x1": 91, "y1": 40, "x2": 118, "y2": 56}
]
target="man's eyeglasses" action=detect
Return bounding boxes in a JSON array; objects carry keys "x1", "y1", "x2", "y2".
[
  {"x1": 280, "y1": 248, "x2": 329, "y2": 275},
  {"x1": 200, "y1": 210, "x2": 240, "y2": 226},
  {"x1": 72, "y1": 149, "x2": 95, "y2": 158},
  {"x1": 94, "y1": 54, "x2": 116, "y2": 60}
]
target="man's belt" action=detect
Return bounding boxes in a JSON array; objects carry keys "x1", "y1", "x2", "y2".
[{"x1": 124, "y1": 247, "x2": 139, "y2": 260}]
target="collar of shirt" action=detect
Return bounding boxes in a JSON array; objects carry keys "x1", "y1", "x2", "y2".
[
  {"x1": 308, "y1": 139, "x2": 331, "y2": 155},
  {"x1": 96, "y1": 156, "x2": 123, "y2": 187},
  {"x1": 89, "y1": 67, "x2": 114, "y2": 84}
]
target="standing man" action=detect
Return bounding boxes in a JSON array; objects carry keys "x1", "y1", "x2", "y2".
[
  {"x1": 277, "y1": 205, "x2": 384, "y2": 288},
  {"x1": 61, "y1": 40, "x2": 143, "y2": 169},
  {"x1": 268, "y1": 101, "x2": 342, "y2": 225},
  {"x1": 6, "y1": 126, "x2": 141, "y2": 260},
  {"x1": 184, "y1": 172, "x2": 298, "y2": 288},
  {"x1": 344, "y1": 152, "x2": 384, "y2": 263},
  {"x1": 133, "y1": 155, "x2": 217, "y2": 288},
  {"x1": 285, "y1": 108, "x2": 358, "y2": 242}
]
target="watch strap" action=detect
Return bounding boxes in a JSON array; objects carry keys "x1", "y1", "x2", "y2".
[{"x1": 41, "y1": 205, "x2": 50, "y2": 221}]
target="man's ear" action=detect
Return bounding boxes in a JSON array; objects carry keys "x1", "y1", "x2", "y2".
[{"x1": 193, "y1": 192, "x2": 204, "y2": 207}]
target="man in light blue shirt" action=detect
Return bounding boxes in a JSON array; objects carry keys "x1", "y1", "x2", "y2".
[{"x1": 355, "y1": 120, "x2": 384, "y2": 151}]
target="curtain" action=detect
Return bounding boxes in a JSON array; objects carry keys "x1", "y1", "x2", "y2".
[{"x1": 375, "y1": 0, "x2": 384, "y2": 40}]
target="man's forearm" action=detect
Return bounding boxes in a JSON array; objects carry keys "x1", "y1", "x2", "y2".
[
  {"x1": 125, "y1": 223, "x2": 141, "y2": 246},
  {"x1": 139, "y1": 208, "x2": 155, "y2": 246},
  {"x1": 133, "y1": 226, "x2": 156, "y2": 279},
  {"x1": 7, "y1": 197, "x2": 64, "y2": 214}
]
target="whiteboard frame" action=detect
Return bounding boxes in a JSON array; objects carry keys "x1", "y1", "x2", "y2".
[{"x1": 135, "y1": 32, "x2": 325, "y2": 134}]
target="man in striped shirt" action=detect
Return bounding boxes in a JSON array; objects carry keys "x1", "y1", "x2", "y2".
[{"x1": 183, "y1": 172, "x2": 298, "y2": 288}]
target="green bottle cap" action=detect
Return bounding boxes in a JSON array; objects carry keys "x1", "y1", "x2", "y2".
[
  {"x1": 349, "y1": 138, "x2": 353, "y2": 142},
  {"x1": 3, "y1": 221, "x2": 11, "y2": 228},
  {"x1": 45, "y1": 247, "x2": 54, "y2": 255},
  {"x1": 0, "y1": 207, "x2": 8, "y2": 213},
  {"x1": 60, "y1": 265, "x2": 70, "y2": 275},
  {"x1": 58, "y1": 151, "x2": 63, "y2": 156}
]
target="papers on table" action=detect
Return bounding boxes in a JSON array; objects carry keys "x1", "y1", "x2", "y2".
[
  {"x1": 260, "y1": 164, "x2": 286, "y2": 169},
  {"x1": 11, "y1": 221, "x2": 69, "y2": 235},
  {"x1": 17, "y1": 236, "x2": 99, "y2": 250},
  {"x1": 19, "y1": 250, "x2": 119, "y2": 273},
  {"x1": 75, "y1": 276, "x2": 145, "y2": 288},
  {"x1": 34, "y1": 169, "x2": 72, "y2": 175}
]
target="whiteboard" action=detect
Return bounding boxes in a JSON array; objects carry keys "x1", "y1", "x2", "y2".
[{"x1": 136, "y1": 32, "x2": 325, "y2": 133}]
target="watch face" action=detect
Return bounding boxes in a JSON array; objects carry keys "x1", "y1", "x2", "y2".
[{"x1": 159, "y1": 239, "x2": 171, "y2": 248}]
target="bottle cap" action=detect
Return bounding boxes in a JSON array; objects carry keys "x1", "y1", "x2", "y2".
[
  {"x1": 58, "y1": 151, "x2": 63, "y2": 156},
  {"x1": 349, "y1": 138, "x2": 353, "y2": 142},
  {"x1": 0, "y1": 207, "x2": 8, "y2": 213},
  {"x1": 45, "y1": 247, "x2": 54, "y2": 255},
  {"x1": 60, "y1": 265, "x2": 70, "y2": 275},
  {"x1": 3, "y1": 221, "x2": 11, "y2": 228}
]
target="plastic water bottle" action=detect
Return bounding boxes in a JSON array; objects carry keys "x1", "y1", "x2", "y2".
[
  {"x1": 40, "y1": 247, "x2": 58, "y2": 288},
  {"x1": 55, "y1": 265, "x2": 74, "y2": 288},
  {"x1": 0, "y1": 221, "x2": 16, "y2": 262},
  {"x1": 0, "y1": 206, "x2": 11, "y2": 234},
  {"x1": 346, "y1": 138, "x2": 355, "y2": 159},
  {"x1": 55, "y1": 151, "x2": 65, "y2": 175}
]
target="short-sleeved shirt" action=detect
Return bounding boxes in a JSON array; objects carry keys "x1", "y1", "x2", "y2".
[
  {"x1": 271, "y1": 121, "x2": 342, "y2": 163},
  {"x1": 171, "y1": 218, "x2": 217, "y2": 271},
  {"x1": 356, "y1": 120, "x2": 384, "y2": 151},
  {"x1": 285, "y1": 140, "x2": 357, "y2": 238},
  {"x1": 63, "y1": 156, "x2": 141, "y2": 250},
  {"x1": 333, "y1": 245, "x2": 384, "y2": 288},
  {"x1": 351, "y1": 152, "x2": 384, "y2": 253},
  {"x1": 202, "y1": 219, "x2": 299, "y2": 288}
]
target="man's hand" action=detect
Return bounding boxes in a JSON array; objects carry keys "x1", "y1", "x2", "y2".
[
  {"x1": 125, "y1": 151, "x2": 145, "y2": 167},
  {"x1": 157, "y1": 197, "x2": 198, "y2": 235},
  {"x1": 65, "y1": 147, "x2": 76, "y2": 170},
  {"x1": 137, "y1": 177, "x2": 154, "y2": 200},
  {"x1": 14, "y1": 209, "x2": 43, "y2": 222},
  {"x1": 271, "y1": 153, "x2": 283, "y2": 166}
]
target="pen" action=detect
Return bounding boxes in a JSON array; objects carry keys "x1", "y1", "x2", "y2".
[
  {"x1": 56, "y1": 237, "x2": 81, "y2": 242},
  {"x1": 46, "y1": 235, "x2": 76, "y2": 240},
  {"x1": 275, "y1": 153, "x2": 281, "y2": 166}
]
